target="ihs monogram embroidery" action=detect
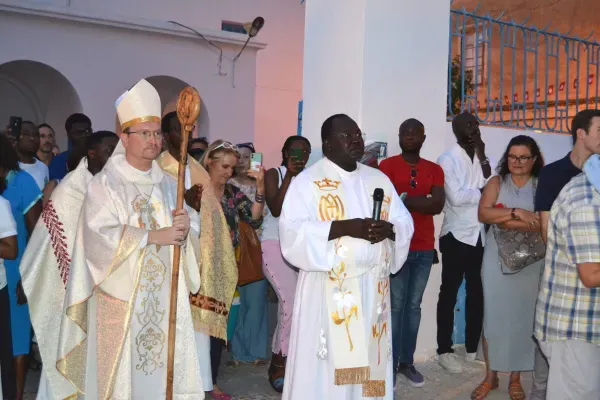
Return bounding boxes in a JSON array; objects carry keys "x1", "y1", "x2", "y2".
[{"x1": 133, "y1": 195, "x2": 160, "y2": 231}]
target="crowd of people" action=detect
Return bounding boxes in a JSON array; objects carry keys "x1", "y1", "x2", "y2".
[{"x1": 0, "y1": 77, "x2": 598, "y2": 400}]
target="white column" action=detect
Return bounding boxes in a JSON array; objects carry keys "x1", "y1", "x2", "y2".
[{"x1": 302, "y1": 0, "x2": 451, "y2": 361}]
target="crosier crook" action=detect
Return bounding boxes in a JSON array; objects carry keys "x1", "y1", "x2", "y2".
[{"x1": 166, "y1": 87, "x2": 201, "y2": 400}]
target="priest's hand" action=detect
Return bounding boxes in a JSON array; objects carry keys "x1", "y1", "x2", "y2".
[
  {"x1": 366, "y1": 219, "x2": 394, "y2": 244},
  {"x1": 16, "y1": 280, "x2": 27, "y2": 305},
  {"x1": 172, "y1": 209, "x2": 191, "y2": 241},
  {"x1": 184, "y1": 184, "x2": 203, "y2": 211},
  {"x1": 147, "y1": 210, "x2": 190, "y2": 246}
]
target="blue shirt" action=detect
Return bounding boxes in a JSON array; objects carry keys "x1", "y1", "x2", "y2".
[
  {"x1": 534, "y1": 152, "x2": 581, "y2": 212},
  {"x1": 49, "y1": 151, "x2": 70, "y2": 181},
  {"x1": 2, "y1": 171, "x2": 42, "y2": 282}
]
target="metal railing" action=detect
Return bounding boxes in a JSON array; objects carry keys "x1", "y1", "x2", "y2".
[{"x1": 448, "y1": 6, "x2": 600, "y2": 133}]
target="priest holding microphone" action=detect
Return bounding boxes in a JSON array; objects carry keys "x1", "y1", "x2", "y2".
[{"x1": 279, "y1": 114, "x2": 414, "y2": 399}]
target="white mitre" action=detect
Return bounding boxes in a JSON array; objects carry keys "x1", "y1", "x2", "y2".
[{"x1": 116, "y1": 79, "x2": 161, "y2": 131}]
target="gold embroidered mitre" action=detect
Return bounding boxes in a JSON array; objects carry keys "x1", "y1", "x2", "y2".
[{"x1": 116, "y1": 79, "x2": 161, "y2": 131}]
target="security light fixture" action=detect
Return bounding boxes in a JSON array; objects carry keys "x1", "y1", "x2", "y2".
[{"x1": 232, "y1": 16, "x2": 265, "y2": 87}]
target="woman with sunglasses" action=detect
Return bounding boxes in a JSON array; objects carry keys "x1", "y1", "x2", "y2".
[
  {"x1": 228, "y1": 142, "x2": 270, "y2": 369},
  {"x1": 200, "y1": 140, "x2": 264, "y2": 400}
]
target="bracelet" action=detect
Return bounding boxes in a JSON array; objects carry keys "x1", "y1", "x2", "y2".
[
  {"x1": 255, "y1": 194, "x2": 265, "y2": 204},
  {"x1": 480, "y1": 157, "x2": 490, "y2": 166}
]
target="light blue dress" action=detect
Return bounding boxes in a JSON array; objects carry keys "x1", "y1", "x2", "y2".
[
  {"x1": 3, "y1": 170, "x2": 42, "y2": 356},
  {"x1": 481, "y1": 175, "x2": 543, "y2": 372},
  {"x1": 229, "y1": 177, "x2": 269, "y2": 362}
]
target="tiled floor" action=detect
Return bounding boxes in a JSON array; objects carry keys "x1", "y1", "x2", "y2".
[
  {"x1": 23, "y1": 299, "x2": 533, "y2": 399},
  {"x1": 24, "y1": 348, "x2": 533, "y2": 399}
]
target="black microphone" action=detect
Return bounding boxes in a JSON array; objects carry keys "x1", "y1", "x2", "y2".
[{"x1": 372, "y1": 188, "x2": 384, "y2": 221}]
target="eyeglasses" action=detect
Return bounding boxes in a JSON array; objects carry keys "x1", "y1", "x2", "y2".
[
  {"x1": 508, "y1": 155, "x2": 534, "y2": 164},
  {"x1": 128, "y1": 130, "x2": 164, "y2": 141},
  {"x1": 410, "y1": 168, "x2": 418, "y2": 189},
  {"x1": 336, "y1": 132, "x2": 366, "y2": 141},
  {"x1": 210, "y1": 142, "x2": 239, "y2": 156}
]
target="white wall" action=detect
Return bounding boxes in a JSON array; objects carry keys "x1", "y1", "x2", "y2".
[
  {"x1": 0, "y1": 4, "x2": 259, "y2": 148},
  {"x1": 409, "y1": 123, "x2": 572, "y2": 362},
  {"x1": 1, "y1": 0, "x2": 305, "y2": 167},
  {"x1": 69, "y1": 0, "x2": 305, "y2": 167}
]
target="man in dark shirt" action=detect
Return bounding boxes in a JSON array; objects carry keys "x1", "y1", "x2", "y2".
[
  {"x1": 48, "y1": 113, "x2": 92, "y2": 181},
  {"x1": 531, "y1": 108, "x2": 600, "y2": 400}
]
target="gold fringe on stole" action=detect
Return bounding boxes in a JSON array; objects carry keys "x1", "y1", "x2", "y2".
[
  {"x1": 334, "y1": 366, "x2": 370, "y2": 386},
  {"x1": 191, "y1": 305, "x2": 227, "y2": 342},
  {"x1": 362, "y1": 380, "x2": 386, "y2": 397}
]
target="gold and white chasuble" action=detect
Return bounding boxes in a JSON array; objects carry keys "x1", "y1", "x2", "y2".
[
  {"x1": 279, "y1": 158, "x2": 413, "y2": 400},
  {"x1": 20, "y1": 158, "x2": 92, "y2": 400},
  {"x1": 57, "y1": 143, "x2": 204, "y2": 400}
]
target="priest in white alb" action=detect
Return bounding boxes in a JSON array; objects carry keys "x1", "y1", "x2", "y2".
[
  {"x1": 279, "y1": 114, "x2": 414, "y2": 399},
  {"x1": 57, "y1": 79, "x2": 205, "y2": 399},
  {"x1": 19, "y1": 131, "x2": 118, "y2": 400}
]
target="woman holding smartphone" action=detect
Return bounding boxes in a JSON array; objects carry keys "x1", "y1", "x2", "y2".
[
  {"x1": 229, "y1": 142, "x2": 270, "y2": 369},
  {"x1": 263, "y1": 136, "x2": 311, "y2": 392}
]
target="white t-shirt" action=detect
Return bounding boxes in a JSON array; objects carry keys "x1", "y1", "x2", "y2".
[
  {"x1": 19, "y1": 159, "x2": 49, "y2": 191},
  {"x1": 0, "y1": 196, "x2": 17, "y2": 290}
]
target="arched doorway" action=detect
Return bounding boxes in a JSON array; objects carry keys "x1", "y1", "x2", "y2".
[
  {"x1": 148, "y1": 76, "x2": 210, "y2": 140},
  {"x1": 115, "y1": 76, "x2": 210, "y2": 139},
  {"x1": 0, "y1": 60, "x2": 82, "y2": 151}
]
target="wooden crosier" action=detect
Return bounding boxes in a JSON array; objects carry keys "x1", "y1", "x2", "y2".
[{"x1": 166, "y1": 86, "x2": 201, "y2": 399}]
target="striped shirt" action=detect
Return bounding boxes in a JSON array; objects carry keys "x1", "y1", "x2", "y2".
[{"x1": 535, "y1": 173, "x2": 600, "y2": 345}]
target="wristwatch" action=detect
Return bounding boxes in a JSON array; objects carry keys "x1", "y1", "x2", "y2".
[{"x1": 511, "y1": 208, "x2": 519, "y2": 220}]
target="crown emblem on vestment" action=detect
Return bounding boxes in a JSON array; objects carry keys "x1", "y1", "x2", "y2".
[{"x1": 314, "y1": 178, "x2": 341, "y2": 191}]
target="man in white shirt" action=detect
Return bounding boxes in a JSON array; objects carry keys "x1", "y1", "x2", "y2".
[
  {"x1": 0, "y1": 195, "x2": 18, "y2": 399},
  {"x1": 15, "y1": 121, "x2": 49, "y2": 191},
  {"x1": 436, "y1": 112, "x2": 491, "y2": 373}
]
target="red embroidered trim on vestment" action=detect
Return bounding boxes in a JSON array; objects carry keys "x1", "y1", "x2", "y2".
[{"x1": 42, "y1": 200, "x2": 72, "y2": 286}]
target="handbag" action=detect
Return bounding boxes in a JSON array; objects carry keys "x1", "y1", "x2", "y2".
[
  {"x1": 493, "y1": 178, "x2": 545, "y2": 275},
  {"x1": 236, "y1": 214, "x2": 264, "y2": 286},
  {"x1": 493, "y1": 227, "x2": 545, "y2": 274}
]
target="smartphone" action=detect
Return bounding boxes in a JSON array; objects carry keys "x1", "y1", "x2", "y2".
[
  {"x1": 9, "y1": 116, "x2": 22, "y2": 137},
  {"x1": 290, "y1": 148, "x2": 304, "y2": 161},
  {"x1": 250, "y1": 152, "x2": 263, "y2": 171}
]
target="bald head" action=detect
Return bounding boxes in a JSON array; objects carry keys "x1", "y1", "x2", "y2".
[{"x1": 321, "y1": 114, "x2": 359, "y2": 143}]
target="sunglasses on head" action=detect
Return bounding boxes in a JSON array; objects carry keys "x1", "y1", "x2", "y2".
[{"x1": 210, "y1": 142, "x2": 239, "y2": 155}]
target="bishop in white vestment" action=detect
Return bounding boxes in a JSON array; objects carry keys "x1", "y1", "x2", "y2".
[
  {"x1": 57, "y1": 80, "x2": 204, "y2": 399},
  {"x1": 279, "y1": 114, "x2": 413, "y2": 399},
  {"x1": 19, "y1": 132, "x2": 118, "y2": 400}
]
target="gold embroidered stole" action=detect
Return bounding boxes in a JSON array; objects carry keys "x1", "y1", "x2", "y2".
[
  {"x1": 311, "y1": 159, "x2": 393, "y2": 397},
  {"x1": 156, "y1": 152, "x2": 237, "y2": 340},
  {"x1": 20, "y1": 159, "x2": 91, "y2": 400}
]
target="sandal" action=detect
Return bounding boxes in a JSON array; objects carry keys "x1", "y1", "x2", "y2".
[
  {"x1": 470, "y1": 379, "x2": 499, "y2": 400},
  {"x1": 508, "y1": 382, "x2": 526, "y2": 400},
  {"x1": 268, "y1": 352, "x2": 286, "y2": 393}
]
